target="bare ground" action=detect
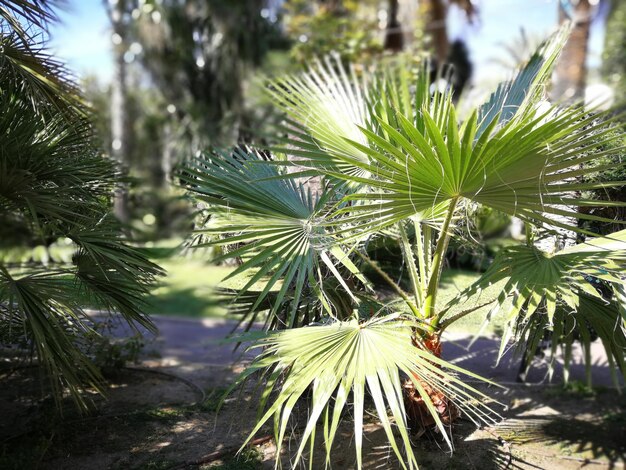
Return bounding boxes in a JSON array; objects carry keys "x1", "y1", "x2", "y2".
[{"x1": 1, "y1": 316, "x2": 624, "y2": 470}]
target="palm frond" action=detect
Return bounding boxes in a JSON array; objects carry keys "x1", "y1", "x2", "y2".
[
  {"x1": 260, "y1": 25, "x2": 626, "y2": 237},
  {"x1": 180, "y1": 148, "x2": 370, "y2": 325},
  {"x1": 336, "y1": 85, "x2": 625, "y2": 235},
  {"x1": 476, "y1": 23, "x2": 570, "y2": 138},
  {"x1": 72, "y1": 229, "x2": 163, "y2": 332},
  {"x1": 0, "y1": 33, "x2": 84, "y2": 114},
  {"x1": 267, "y1": 55, "x2": 372, "y2": 179},
  {"x1": 514, "y1": 293, "x2": 626, "y2": 387},
  {"x1": 0, "y1": 0, "x2": 63, "y2": 42},
  {"x1": 0, "y1": 267, "x2": 103, "y2": 409},
  {"x1": 443, "y1": 230, "x2": 626, "y2": 383},
  {"x1": 228, "y1": 316, "x2": 501, "y2": 469},
  {"x1": 0, "y1": 2, "x2": 162, "y2": 409}
]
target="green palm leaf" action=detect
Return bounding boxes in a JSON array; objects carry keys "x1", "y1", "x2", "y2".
[
  {"x1": 181, "y1": 148, "x2": 370, "y2": 325},
  {"x1": 268, "y1": 56, "x2": 372, "y2": 179},
  {"x1": 0, "y1": 267, "x2": 103, "y2": 409},
  {"x1": 475, "y1": 24, "x2": 570, "y2": 137},
  {"x1": 334, "y1": 97, "x2": 625, "y2": 234},
  {"x1": 514, "y1": 293, "x2": 626, "y2": 387},
  {"x1": 228, "y1": 316, "x2": 501, "y2": 469},
  {"x1": 262, "y1": 27, "x2": 625, "y2": 236},
  {"x1": 0, "y1": 0, "x2": 163, "y2": 409},
  {"x1": 443, "y1": 230, "x2": 626, "y2": 383},
  {"x1": 0, "y1": 0, "x2": 62, "y2": 42}
]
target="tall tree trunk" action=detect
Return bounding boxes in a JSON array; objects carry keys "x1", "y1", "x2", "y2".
[
  {"x1": 161, "y1": 120, "x2": 173, "y2": 187},
  {"x1": 552, "y1": 0, "x2": 592, "y2": 103},
  {"x1": 108, "y1": 0, "x2": 130, "y2": 223},
  {"x1": 384, "y1": 0, "x2": 404, "y2": 52},
  {"x1": 426, "y1": 0, "x2": 449, "y2": 65}
]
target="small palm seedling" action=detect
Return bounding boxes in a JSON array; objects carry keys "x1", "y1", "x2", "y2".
[{"x1": 182, "y1": 25, "x2": 626, "y2": 469}]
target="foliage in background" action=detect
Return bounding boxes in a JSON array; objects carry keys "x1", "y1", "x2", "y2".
[
  {"x1": 0, "y1": 1, "x2": 162, "y2": 409},
  {"x1": 132, "y1": 0, "x2": 288, "y2": 145},
  {"x1": 283, "y1": 0, "x2": 383, "y2": 64},
  {"x1": 603, "y1": 0, "x2": 626, "y2": 105},
  {"x1": 595, "y1": 0, "x2": 626, "y2": 235},
  {"x1": 85, "y1": 0, "x2": 291, "y2": 236}
]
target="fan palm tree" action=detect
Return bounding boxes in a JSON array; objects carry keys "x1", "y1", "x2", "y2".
[
  {"x1": 182, "y1": 25, "x2": 626, "y2": 469},
  {"x1": 0, "y1": 1, "x2": 162, "y2": 409}
]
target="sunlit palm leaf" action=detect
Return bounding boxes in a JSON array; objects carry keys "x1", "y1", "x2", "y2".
[
  {"x1": 181, "y1": 148, "x2": 369, "y2": 325},
  {"x1": 476, "y1": 24, "x2": 570, "y2": 137},
  {"x1": 336, "y1": 82, "x2": 625, "y2": 235},
  {"x1": 443, "y1": 230, "x2": 626, "y2": 381},
  {"x1": 262, "y1": 26, "x2": 625, "y2": 236},
  {"x1": 268, "y1": 55, "x2": 372, "y2": 179},
  {"x1": 229, "y1": 316, "x2": 501, "y2": 469}
]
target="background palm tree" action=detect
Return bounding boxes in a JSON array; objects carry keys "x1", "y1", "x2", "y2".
[{"x1": 552, "y1": 0, "x2": 593, "y2": 102}]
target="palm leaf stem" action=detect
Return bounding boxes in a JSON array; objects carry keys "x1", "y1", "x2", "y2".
[
  {"x1": 413, "y1": 219, "x2": 429, "y2": 294},
  {"x1": 425, "y1": 197, "x2": 459, "y2": 322},
  {"x1": 355, "y1": 251, "x2": 420, "y2": 318},
  {"x1": 438, "y1": 299, "x2": 499, "y2": 332},
  {"x1": 398, "y1": 223, "x2": 424, "y2": 311}
]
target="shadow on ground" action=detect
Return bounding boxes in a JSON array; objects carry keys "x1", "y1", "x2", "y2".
[{"x1": 1, "y1": 317, "x2": 624, "y2": 469}]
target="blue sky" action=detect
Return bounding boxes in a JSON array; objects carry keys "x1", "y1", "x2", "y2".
[
  {"x1": 50, "y1": 0, "x2": 111, "y2": 80},
  {"x1": 49, "y1": 0, "x2": 607, "y2": 84}
]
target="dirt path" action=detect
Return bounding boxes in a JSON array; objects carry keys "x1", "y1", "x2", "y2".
[
  {"x1": 141, "y1": 315, "x2": 621, "y2": 390},
  {"x1": 1, "y1": 315, "x2": 624, "y2": 469}
]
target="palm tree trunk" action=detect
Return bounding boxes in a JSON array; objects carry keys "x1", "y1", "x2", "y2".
[
  {"x1": 384, "y1": 0, "x2": 404, "y2": 52},
  {"x1": 552, "y1": 0, "x2": 592, "y2": 103},
  {"x1": 161, "y1": 120, "x2": 173, "y2": 187},
  {"x1": 404, "y1": 332, "x2": 460, "y2": 431}
]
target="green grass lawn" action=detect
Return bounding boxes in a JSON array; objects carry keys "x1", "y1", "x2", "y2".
[
  {"x1": 137, "y1": 239, "x2": 256, "y2": 318},
  {"x1": 145, "y1": 258, "x2": 231, "y2": 318},
  {"x1": 437, "y1": 269, "x2": 507, "y2": 336},
  {"x1": 146, "y1": 245, "x2": 505, "y2": 336}
]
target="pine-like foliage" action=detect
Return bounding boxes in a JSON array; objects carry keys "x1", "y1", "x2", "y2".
[{"x1": 0, "y1": 1, "x2": 162, "y2": 409}]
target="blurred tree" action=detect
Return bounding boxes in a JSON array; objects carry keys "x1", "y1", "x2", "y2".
[
  {"x1": 423, "y1": 0, "x2": 476, "y2": 64},
  {"x1": 552, "y1": 0, "x2": 593, "y2": 102},
  {"x1": 92, "y1": 1, "x2": 287, "y2": 236},
  {"x1": 104, "y1": 0, "x2": 131, "y2": 223},
  {"x1": 590, "y1": 0, "x2": 626, "y2": 234},
  {"x1": 384, "y1": 0, "x2": 403, "y2": 52},
  {"x1": 0, "y1": 1, "x2": 162, "y2": 408},
  {"x1": 283, "y1": 0, "x2": 382, "y2": 63},
  {"x1": 603, "y1": 0, "x2": 626, "y2": 104},
  {"x1": 132, "y1": 0, "x2": 286, "y2": 147}
]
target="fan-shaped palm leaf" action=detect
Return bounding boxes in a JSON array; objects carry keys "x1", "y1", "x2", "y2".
[
  {"x1": 263, "y1": 26, "x2": 625, "y2": 236},
  {"x1": 514, "y1": 293, "x2": 626, "y2": 387},
  {"x1": 228, "y1": 316, "x2": 501, "y2": 470},
  {"x1": 268, "y1": 55, "x2": 372, "y2": 179},
  {"x1": 476, "y1": 23, "x2": 570, "y2": 137},
  {"x1": 180, "y1": 148, "x2": 369, "y2": 325},
  {"x1": 442, "y1": 230, "x2": 626, "y2": 383}
]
